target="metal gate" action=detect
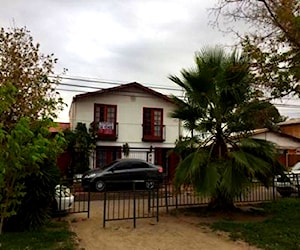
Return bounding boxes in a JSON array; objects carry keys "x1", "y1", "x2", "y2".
[
  {"x1": 102, "y1": 180, "x2": 159, "y2": 228},
  {"x1": 55, "y1": 178, "x2": 91, "y2": 218}
]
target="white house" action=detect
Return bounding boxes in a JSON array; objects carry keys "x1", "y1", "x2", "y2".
[
  {"x1": 249, "y1": 128, "x2": 300, "y2": 167},
  {"x1": 69, "y1": 82, "x2": 181, "y2": 179}
]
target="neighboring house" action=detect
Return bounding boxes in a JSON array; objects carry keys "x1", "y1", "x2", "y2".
[
  {"x1": 278, "y1": 118, "x2": 300, "y2": 139},
  {"x1": 278, "y1": 119, "x2": 300, "y2": 167},
  {"x1": 249, "y1": 128, "x2": 300, "y2": 167},
  {"x1": 69, "y1": 82, "x2": 181, "y2": 180},
  {"x1": 49, "y1": 122, "x2": 70, "y2": 133}
]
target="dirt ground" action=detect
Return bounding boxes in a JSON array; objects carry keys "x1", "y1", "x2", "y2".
[{"x1": 66, "y1": 201, "x2": 261, "y2": 250}]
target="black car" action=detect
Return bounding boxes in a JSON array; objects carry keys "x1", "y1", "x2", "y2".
[{"x1": 81, "y1": 158, "x2": 164, "y2": 192}]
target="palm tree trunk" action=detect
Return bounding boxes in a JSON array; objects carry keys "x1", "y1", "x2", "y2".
[
  {"x1": 0, "y1": 216, "x2": 3, "y2": 235},
  {"x1": 208, "y1": 189, "x2": 236, "y2": 211},
  {"x1": 214, "y1": 124, "x2": 227, "y2": 159}
]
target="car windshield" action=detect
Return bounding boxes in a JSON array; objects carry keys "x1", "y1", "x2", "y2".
[
  {"x1": 292, "y1": 162, "x2": 300, "y2": 171},
  {"x1": 101, "y1": 160, "x2": 118, "y2": 170}
]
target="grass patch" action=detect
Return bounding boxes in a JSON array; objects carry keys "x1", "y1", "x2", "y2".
[
  {"x1": 211, "y1": 198, "x2": 300, "y2": 250},
  {"x1": 0, "y1": 219, "x2": 77, "y2": 250}
]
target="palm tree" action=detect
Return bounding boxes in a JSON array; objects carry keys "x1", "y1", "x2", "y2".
[{"x1": 170, "y1": 47, "x2": 284, "y2": 210}]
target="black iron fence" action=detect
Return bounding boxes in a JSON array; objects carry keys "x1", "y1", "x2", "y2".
[
  {"x1": 55, "y1": 177, "x2": 91, "y2": 218},
  {"x1": 101, "y1": 179, "x2": 285, "y2": 227},
  {"x1": 274, "y1": 173, "x2": 300, "y2": 197},
  {"x1": 102, "y1": 180, "x2": 159, "y2": 228},
  {"x1": 147, "y1": 179, "x2": 281, "y2": 212},
  {"x1": 55, "y1": 174, "x2": 300, "y2": 226}
]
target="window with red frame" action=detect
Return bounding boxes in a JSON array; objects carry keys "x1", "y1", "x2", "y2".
[
  {"x1": 143, "y1": 108, "x2": 163, "y2": 141},
  {"x1": 94, "y1": 104, "x2": 116, "y2": 136}
]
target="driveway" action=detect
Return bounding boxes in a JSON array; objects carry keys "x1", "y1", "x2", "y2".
[{"x1": 67, "y1": 201, "x2": 259, "y2": 250}]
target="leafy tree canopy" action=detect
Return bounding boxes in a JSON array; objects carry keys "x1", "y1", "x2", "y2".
[
  {"x1": 65, "y1": 122, "x2": 96, "y2": 177},
  {"x1": 0, "y1": 27, "x2": 65, "y2": 129},
  {"x1": 0, "y1": 27, "x2": 65, "y2": 234},
  {"x1": 214, "y1": 0, "x2": 300, "y2": 98}
]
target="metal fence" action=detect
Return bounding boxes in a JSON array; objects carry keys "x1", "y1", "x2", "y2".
[
  {"x1": 102, "y1": 180, "x2": 159, "y2": 228},
  {"x1": 55, "y1": 178, "x2": 91, "y2": 218},
  {"x1": 55, "y1": 175, "x2": 300, "y2": 226},
  {"x1": 151, "y1": 180, "x2": 282, "y2": 212},
  {"x1": 100, "y1": 179, "x2": 286, "y2": 227},
  {"x1": 274, "y1": 173, "x2": 300, "y2": 198}
]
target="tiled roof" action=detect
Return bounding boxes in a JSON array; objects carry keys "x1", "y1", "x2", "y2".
[
  {"x1": 278, "y1": 118, "x2": 300, "y2": 126},
  {"x1": 49, "y1": 122, "x2": 70, "y2": 133}
]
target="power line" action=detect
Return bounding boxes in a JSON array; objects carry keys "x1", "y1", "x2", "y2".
[
  {"x1": 52, "y1": 75, "x2": 300, "y2": 110},
  {"x1": 56, "y1": 88, "x2": 183, "y2": 100},
  {"x1": 58, "y1": 81, "x2": 183, "y2": 92},
  {"x1": 52, "y1": 75, "x2": 300, "y2": 101},
  {"x1": 56, "y1": 88, "x2": 300, "y2": 109},
  {"x1": 51, "y1": 75, "x2": 183, "y2": 92}
]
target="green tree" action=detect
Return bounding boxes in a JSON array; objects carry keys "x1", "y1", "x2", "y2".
[
  {"x1": 0, "y1": 27, "x2": 64, "y2": 127},
  {"x1": 214, "y1": 0, "x2": 300, "y2": 98},
  {"x1": 2, "y1": 120, "x2": 65, "y2": 232},
  {"x1": 0, "y1": 27, "x2": 65, "y2": 234},
  {"x1": 170, "y1": 47, "x2": 284, "y2": 210},
  {"x1": 0, "y1": 116, "x2": 59, "y2": 234},
  {"x1": 66, "y1": 123, "x2": 95, "y2": 177}
]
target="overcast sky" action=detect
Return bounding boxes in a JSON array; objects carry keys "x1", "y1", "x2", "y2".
[{"x1": 1, "y1": 0, "x2": 300, "y2": 121}]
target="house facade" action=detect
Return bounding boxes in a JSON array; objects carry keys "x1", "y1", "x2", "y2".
[
  {"x1": 277, "y1": 119, "x2": 300, "y2": 167},
  {"x1": 278, "y1": 119, "x2": 300, "y2": 139},
  {"x1": 249, "y1": 128, "x2": 300, "y2": 167},
  {"x1": 69, "y1": 82, "x2": 181, "y2": 179}
]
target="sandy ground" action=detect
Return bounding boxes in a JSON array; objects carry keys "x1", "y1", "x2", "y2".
[{"x1": 66, "y1": 201, "x2": 260, "y2": 250}]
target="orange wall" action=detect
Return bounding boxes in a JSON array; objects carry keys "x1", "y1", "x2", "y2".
[{"x1": 280, "y1": 124, "x2": 300, "y2": 139}]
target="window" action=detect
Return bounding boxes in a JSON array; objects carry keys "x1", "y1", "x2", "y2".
[
  {"x1": 113, "y1": 162, "x2": 131, "y2": 171},
  {"x1": 143, "y1": 108, "x2": 164, "y2": 141},
  {"x1": 94, "y1": 104, "x2": 117, "y2": 139}
]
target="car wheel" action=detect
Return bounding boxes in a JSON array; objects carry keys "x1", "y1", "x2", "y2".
[
  {"x1": 95, "y1": 180, "x2": 106, "y2": 192},
  {"x1": 145, "y1": 180, "x2": 155, "y2": 190}
]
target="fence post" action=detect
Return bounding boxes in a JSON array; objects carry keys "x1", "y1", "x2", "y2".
[
  {"x1": 164, "y1": 181, "x2": 169, "y2": 213},
  {"x1": 58, "y1": 183, "x2": 62, "y2": 220},
  {"x1": 175, "y1": 186, "x2": 178, "y2": 210},
  {"x1": 272, "y1": 177, "x2": 276, "y2": 201},
  {"x1": 148, "y1": 188, "x2": 151, "y2": 213},
  {"x1": 87, "y1": 181, "x2": 91, "y2": 218},
  {"x1": 133, "y1": 181, "x2": 136, "y2": 228},
  {"x1": 295, "y1": 174, "x2": 300, "y2": 198},
  {"x1": 156, "y1": 182, "x2": 159, "y2": 222},
  {"x1": 103, "y1": 187, "x2": 107, "y2": 228}
]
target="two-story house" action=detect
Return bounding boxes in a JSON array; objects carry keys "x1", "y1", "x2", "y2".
[{"x1": 69, "y1": 82, "x2": 180, "y2": 179}]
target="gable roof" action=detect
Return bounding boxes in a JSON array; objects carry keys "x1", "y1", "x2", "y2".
[
  {"x1": 72, "y1": 82, "x2": 173, "y2": 103},
  {"x1": 248, "y1": 128, "x2": 300, "y2": 149},
  {"x1": 278, "y1": 118, "x2": 300, "y2": 126}
]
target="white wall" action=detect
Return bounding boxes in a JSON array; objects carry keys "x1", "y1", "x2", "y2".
[
  {"x1": 70, "y1": 90, "x2": 180, "y2": 148},
  {"x1": 251, "y1": 132, "x2": 300, "y2": 149}
]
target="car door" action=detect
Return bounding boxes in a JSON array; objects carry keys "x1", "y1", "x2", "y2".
[
  {"x1": 103, "y1": 161, "x2": 132, "y2": 190},
  {"x1": 109, "y1": 161, "x2": 131, "y2": 181},
  {"x1": 141, "y1": 162, "x2": 157, "y2": 180},
  {"x1": 126, "y1": 162, "x2": 144, "y2": 181}
]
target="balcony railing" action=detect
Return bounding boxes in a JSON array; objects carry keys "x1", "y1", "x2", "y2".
[
  {"x1": 97, "y1": 122, "x2": 118, "y2": 140},
  {"x1": 142, "y1": 125, "x2": 165, "y2": 142}
]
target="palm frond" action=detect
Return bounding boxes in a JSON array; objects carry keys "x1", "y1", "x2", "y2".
[
  {"x1": 174, "y1": 149, "x2": 219, "y2": 195},
  {"x1": 170, "y1": 46, "x2": 283, "y2": 210}
]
